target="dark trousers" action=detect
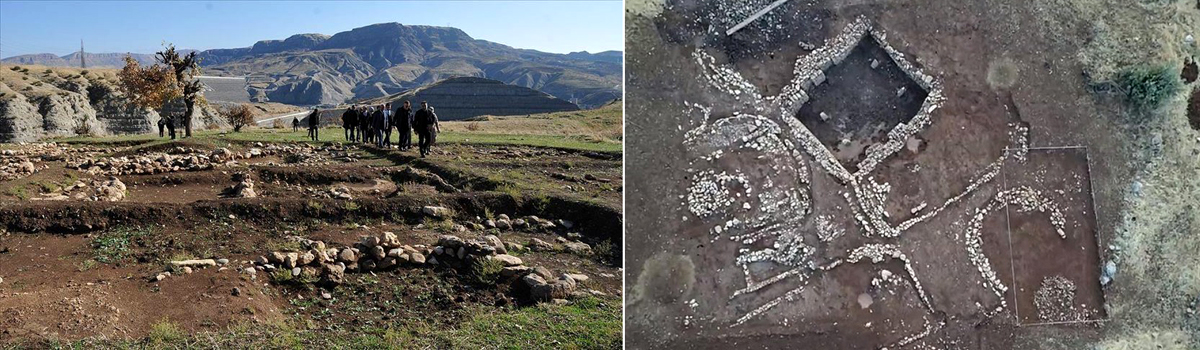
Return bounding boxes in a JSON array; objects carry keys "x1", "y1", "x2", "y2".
[
  {"x1": 398, "y1": 126, "x2": 412, "y2": 149},
  {"x1": 345, "y1": 127, "x2": 354, "y2": 142},
  {"x1": 167, "y1": 125, "x2": 176, "y2": 140},
  {"x1": 417, "y1": 129, "x2": 435, "y2": 157},
  {"x1": 309, "y1": 127, "x2": 318, "y2": 141},
  {"x1": 158, "y1": 124, "x2": 165, "y2": 137},
  {"x1": 383, "y1": 127, "x2": 392, "y2": 147}
]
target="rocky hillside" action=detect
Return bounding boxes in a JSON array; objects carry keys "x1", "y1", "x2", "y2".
[
  {"x1": 0, "y1": 64, "x2": 228, "y2": 143},
  {"x1": 196, "y1": 23, "x2": 621, "y2": 108},
  {"x1": 355, "y1": 77, "x2": 579, "y2": 121}
]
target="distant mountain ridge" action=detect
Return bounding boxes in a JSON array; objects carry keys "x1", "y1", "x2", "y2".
[
  {"x1": 1, "y1": 23, "x2": 621, "y2": 108},
  {"x1": 1, "y1": 52, "x2": 157, "y2": 68}
]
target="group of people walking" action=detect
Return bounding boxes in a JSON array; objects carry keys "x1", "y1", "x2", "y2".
[{"x1": 329, "y1": 100, "x2": 440, "y2": 157}]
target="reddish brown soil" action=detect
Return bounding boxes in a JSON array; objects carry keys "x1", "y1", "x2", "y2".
[
  {"x1": 0, "y1": 140, "x2": 623, "y2": 344},
  {"x1": 1003, "y1": 148, "x2": 1104, "y2": 324},
  {"x1": 0, "y1": 234, "x2": 284, "y2": 341}
]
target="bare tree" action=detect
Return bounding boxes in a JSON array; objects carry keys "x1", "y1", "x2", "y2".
[{"x1": 221, "y1": 103, "x2": 255, "y2": 132}]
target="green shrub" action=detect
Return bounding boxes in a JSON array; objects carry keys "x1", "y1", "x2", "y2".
[
  {"x1": 468, "y1": 257, "x2": 505, "y2": 286},
  {"x1": 1117, "y1": 64, "x2": 1182, "y2": 111}
]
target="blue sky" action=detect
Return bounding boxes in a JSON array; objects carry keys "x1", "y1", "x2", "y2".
[{"x1": 0, "y1": 1, "x2": 623, "y2": 58}]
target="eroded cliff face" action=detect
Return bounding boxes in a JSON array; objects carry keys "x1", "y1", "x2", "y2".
[
  {"x1": 0, "y1": 83, "x2": 42, "y2": 143},
  {"x1": 0, "y1": 65, "x2": 222, "y2": 142}
]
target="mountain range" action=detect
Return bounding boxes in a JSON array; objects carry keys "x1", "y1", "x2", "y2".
[{"x1": 1, "y1": 23, "x2": 622, "y2": 108}]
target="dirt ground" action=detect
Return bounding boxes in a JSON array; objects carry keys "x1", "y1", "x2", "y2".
[
  {"x1": 0, "y1": 139, "x2": 622, "y2": 345},
  {"x1": 625, "y1": 0, "x2": 1199, "y2": 348}
]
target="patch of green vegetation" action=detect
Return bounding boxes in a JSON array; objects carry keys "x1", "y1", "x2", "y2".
[
  {"x1": 343, "y1": 201, "x2": 361, "y2": 211},
  {"x1": 1117, "y1": 64, "x2": 1183, "y2": 112},
  {"x1": 306, "y1": 199, "x2": 324, "y2": 211},
  {"x1": 147, "y1": 319, "x2": 184, "y2": 344},
  {"x1": 468, "y1": 257, "x2": 505, "y2": 286},
  {"x1": 76, "y1": 259, "x2": 98, "y2": 272},
  {"x1": 422, "y1": 217, "x2": 455, "y2": 233},
  {"x1": 270, "y1": 268, "x2": 316, "y2": 285},
  {"x1": 92, "y1": 227, "x2": 151, "y2": 265},
  {"x1": 7, "y1": 185, "x2": 29, "y2": 200},
  {"x1": 593, "y1": 240, "x2": 617, "y2": 265}
]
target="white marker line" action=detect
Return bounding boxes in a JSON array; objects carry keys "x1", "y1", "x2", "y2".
[{"x1": 726, "y1": 0, "x2": 791, "y2": 36}]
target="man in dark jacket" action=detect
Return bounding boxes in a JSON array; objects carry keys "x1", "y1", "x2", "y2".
[
  {"x1": 158, "y1": 117, "x2": 166, "y2": 137},
  {"x1": 371, "y1": 105, "x2": 387, "y2": 147},
  {"x1": 395, "y1": 100, "x2": 413, "y2": 150},
  {"x1": 292, "y1": 116, "x2": 300, "y2": 132},
  {"x1": 359, "y1": 106, "x2": 372, "y2": 144},
  {"x1": 164, "y1": 115, "x2": 176, "y2": 140},
  {"x1": 413, "y1": 101, "x2": 439, "y2": 158},
  {"x1": 307, "y1": 107, "x2": 320, "y2": 141},
  {"x1": 342, "y1": 106, "x2": 357, "y2": 142}
]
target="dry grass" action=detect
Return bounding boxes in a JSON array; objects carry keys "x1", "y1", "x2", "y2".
[
  {"x1": 1038, "y1": 0, "x2": 1200, "y2": 348},
  {"x1": 440, "y1": 101, "x2": 623, "y2": 143}
]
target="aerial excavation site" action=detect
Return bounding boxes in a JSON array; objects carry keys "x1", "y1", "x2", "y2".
[{"x1": 624, "y1": 0, "x2": 1200, "y2": 348}]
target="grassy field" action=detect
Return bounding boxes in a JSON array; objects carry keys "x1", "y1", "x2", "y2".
[
  {"x1": 441, "y1": 101, "x2": 623, "y2": 143},
  {"x1": 54, "y1": 126, "x2": 621, "y2": 154}
]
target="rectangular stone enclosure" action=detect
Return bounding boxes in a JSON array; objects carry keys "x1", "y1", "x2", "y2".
[{"x1": 1003, "y1": 147, "x2": 1105, "y2": 325}]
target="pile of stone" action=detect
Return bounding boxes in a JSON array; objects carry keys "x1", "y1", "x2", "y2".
[
  {"x1": 223, "y1": 172, "x2": 257, "y2": 198},
  {"x1": 482, "y1": 213, "x2": 569, "y2": 232},
  {"x1": 250, "y1": 234, "x2": 427, "y2": 286},
  {"x1": 33, "y1": 176, "x2": 126, "y2": 201},
  {"x1": 251, "y1": 231, "x2": 588, "y2": 304},
  {"x1": 66, "y1": 147, "x2": 267, "y2": 176},
  {"x1": 269, "y1": 143, "x2": 358, "y2": 166},
  {"x1": 0, "y1": 157, "x2": 37, "y2": 181},
  {"x1": 155, "y1": 258, "x2": 230, "y2": 281},
  {"x1": 1034, "y1": 275, "x2": 1080, "y2": 322}
]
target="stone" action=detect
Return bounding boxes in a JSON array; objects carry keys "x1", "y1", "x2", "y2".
[
  {"x1": 512, "y1": 218, "x2": 527, "y2": 228},
  {"x1": 359, "y1": 259, "x2": 377, "y2": 271},
  {"x1": 532, "y1": 266, "x2": 555, "y2": 280},
  {"x1": 232, "y1": 287, "x2": 242, "y2": 296},
  {"x1": 556, "y1": 219, "x2": 575, "y2": 229},
  {"x1": 321, "y1": 291, "x2": 333, "y2": 300},
  {"x1": 456, "y1": 246, "x2": 466, "y2": 259},
  {"x1": 299, "y1": 251, "x2": 316, "y2": 266},
  {"x1": 283, "y1": 253, "x2": 299, "y2": 268},
  {"x1": 371, "y1": 245, "x2": 386, "y2": 260},
  {"x1": 338, "y1": 248, "x2": 357, "y2": 262},
  {"x1": 498, "y1": 214, "x2": 510, "y2": 221},
  {"x1": 182, "y1": 267, "x2": 193, "y2": 274},
  {"x1": 409, "y1": 252, "x2": 426, "y2": 264},
  {"x1": 269, "y1": 252, "x2": 286, "y2": 264},
  {"x1": 381, "y1": 232, "x2": 399, "y2": 248},
  {"x1": 438, "y1": 235, "x2": 465, "y2": 248},
  {"x1": 496, "y1": 219, "x2": 512, "y2": 230},
  {"x1": 501, "y1": 266, "x2": 533, "y2": 278},
  {"x1": 483, "y1": 235, "x2": 506, "y2": 254},
  {"x1": 505, "y1": 242, "x2": 524, "y2": 252},
  {"x1": 321, "y1": 263, "x2": 346, "y2": 285},
  {"x1": 387, "y1": 248, "x2": 405, "y2": 259},
  {"x1": 564, "y1": 242, "x2": 592, "y2": 255},
  {"x1": 485, "y1": 219, "x2": 496, "y2": 228},
  {"x1": 565, "y1": 273, "x2": 589, "y2": 282},
  {"x1": 422, "y1": 206, "x2": 452, "y2": 218},
  {"x1": 291, "y1": 267, "x2": 302, "y2": 277},
  {"x1": 243, "y1": 267, "x2": 257, "y2": 276},
  {"x1": 491, "y1": 254, "x2": 523, "y2": 267},
  {"x1": 529, "y1": 238, "x2": 554, "y2": 251},
  {"x1": 361, "y1": 236, "x2": 381, "y2": 248},
  {"x1": 427, "y1": 256, "x2": 439, "y2": 265},
  {"x1": 216, "y1": 258, "x2": 230, "y2": 265},
  {"x1": 378, "y1": 257, "x2": 397, "y2": 269},
  {"x1": 170, "y1": 259, "x2": 218, "y2": 268},
  {"x1": 155, "y1": 273, "x2": 169, "y2": 281}
]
